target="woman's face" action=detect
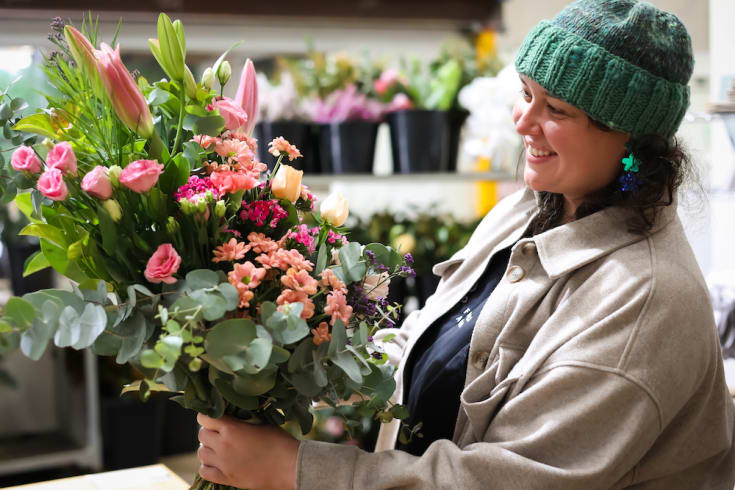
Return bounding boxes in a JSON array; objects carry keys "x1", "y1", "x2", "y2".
[{"x1": 512, "y1": 75, "x2": 630, "y2": 213}]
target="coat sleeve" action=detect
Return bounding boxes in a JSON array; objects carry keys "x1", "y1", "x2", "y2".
[{"x1": 296, "y1": 365, "x2": 661, "y2": 489}]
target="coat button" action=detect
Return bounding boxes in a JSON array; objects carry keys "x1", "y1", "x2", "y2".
[
  {"x1": 471, "y1": 351, "x2": 489, "y2": 370},
  {"x1": 521, "y1": 242, "x2": 536, "y2": 254},
  {"x1": 506, "y1": 265, "x2": 525, "y2": 282}
]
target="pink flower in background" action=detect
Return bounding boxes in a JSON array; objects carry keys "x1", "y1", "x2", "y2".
[
  {"x1": 286, "y1": 224, "x2": 318, "y2": 254},
  {"x1": 319, "y1": 268, "x2": 346, "y2": 292},
  {"x1": 234, "y1": 59, "x2": 258, "y2": 135},
  {"x1": 228, "y1": 261, "x2": 266, "y2": 307},
  {"x1": 214, "y1": 97, "x2": 248, "y2": 131},
  {"x1": 174, "y1": 175, "x2": 219, "y2": 203},
  {"x1": 325, "y1": 289, "x2": 353, "y2": 326},
  {"x1": 212, "y1": 238, "x2": 247, "y2": 263},
  {"x1": 10, "y1": 146, "x2": 42, "y2": 174},
  {"x1": 243, "y1": 232, "x2": 280, "y2": 255},
  {"x1": 192, "y1": 134, "x2": 220, "y2": 150},
  {"x1": 268, "y1": 137, "x2": 302, "y2": 161},
  {"x1": 310, "y1": 84, "x2": 384, "y2": 124},
  {"x1": 46, "y1": 142, "x2": 78, "y2": 176},
  {"x1": 144, "y1": 244, "x2": 181, "y2": 284},
  {"x1": 374, "y1": 68, "x2": 400, "y2": 95},
  {"x1": 36, "y1": 168, "x2": 68, "y2": 201},
  {"x1": 215, "y1": 139, "x2": 253, "y2": 164},
  {"x1": 119, "y1": 159, "x2": 164, "y2": 193},
  {"x1": 81, "y1": 166, "x2": 112, "y2": 199},
  {"x1": 94, "y1": 43, "x2": 154, "y2": 138},
  {"x1": 387, "y1": 93, "x2": 413, "y2": 112}
]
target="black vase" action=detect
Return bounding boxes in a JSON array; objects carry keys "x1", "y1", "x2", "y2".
[
  {"x1": 447, "y1": 109, "x2": 469, "y2": 172},
  {"x1": 318, "y1": 120, "x2": 379, "y2": 174},
  {"x1": 5, "y1": 242, "x2": 55, "y2": 296},
  {"x1": 254, "y1": 121, "x2": 320, "y2": 174},
  {"x1": 387, "y1": 109, "x2": 450, "y2": 173}
]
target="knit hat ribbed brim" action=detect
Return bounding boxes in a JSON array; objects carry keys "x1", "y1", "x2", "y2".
[{"x1": 515, "y1": 0, "x2": 693, "y2": 139}]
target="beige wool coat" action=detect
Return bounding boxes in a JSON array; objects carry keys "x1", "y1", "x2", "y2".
[{"x1": 297, "y1": 188, "x2": 735, "y2": 489}]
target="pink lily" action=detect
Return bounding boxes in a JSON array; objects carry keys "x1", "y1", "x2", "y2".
[
  {"x1": 64, "y1": 26, "x2": 99, "y2": 82},
  {"x1": 234, "y1": 59, "x2": 258, "y2": 135},
  {"x1": 94, "y1": 43, "x2": 154, "y2": 139}
]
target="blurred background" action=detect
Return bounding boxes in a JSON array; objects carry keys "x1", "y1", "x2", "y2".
[{"x1": 0, "y1": 0, "x2": 733, "y2": 486}]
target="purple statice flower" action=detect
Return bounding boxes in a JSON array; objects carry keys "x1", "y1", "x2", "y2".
[
  {"x1": 399, "y1": 265, "x2": 416, "y2": 278},
  {"x1": 348, "y1": 282, "x2": 378, "y2": 317},
  {"x1": 403, "y1": 253, "x2": 414, "y2": 264},
  {"x1": 365, "y1": 249, "x2": 376, "y2": 265},
  {"x1": 174, "y1": 175, "x2": 219, "y2": 203},
  {"x1": 371, "y1": 351, "x2": 383, "y2": 360}
]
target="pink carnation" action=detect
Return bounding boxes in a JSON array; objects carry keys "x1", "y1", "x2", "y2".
[
  {"x1": 276, "y1": 289, "x2": 315, "y2": 319},
  {"x1": 210, "y1": 170, "x2": 257, "y2": 194},
  {"x1": 212, "y1": 238, "x2": 248, "y2": 263},
  {"x1": 144, "y1": 244, "x2": 181, "y2": 284},
  {"x1": 36, "y1": 168, "x2": 68, "y2": 201},
  {"x1": 228, "y1": 261, "x2": 266, "y2": 308},
  {"x1": 268, "y1": 137, "x2": 302, "y2": 161},
  {"x1": 46, "y1": 141, "x2": 78, "y2": 176},
  {"x1": 280, "y1": 268, "x2": 318, "y2": 295},
  {"x1": 120, "y1": 159, "x2": 164, "y2": 193},
  {"x1": 10, "y1": 146, "x2": 42, "y2": 173},
  {"x1": 81, "y1": 165, "x2": 112, "y2": 199},
  {"x1": 324, "y1": 289, "x2": 353, "y2": 326}
]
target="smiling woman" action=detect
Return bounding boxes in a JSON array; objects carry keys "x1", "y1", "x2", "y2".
[{"x1": 194, "y1": 1, "x2": 735, "y2": 489}]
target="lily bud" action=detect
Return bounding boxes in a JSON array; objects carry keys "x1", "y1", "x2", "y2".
[
  {"x1": 64, "y1": 26, "x2": 99, "y2": 83},
  {"x1": 217, "y1": 61, "x2": 231, "y2": 86},
  {"x1": 183, "y1": 64, "x2": 197, "y2": 99},
  {"x1": 235, "y1": 59, "x2": 258, "y2": 135},
  {"x1": 166, "y1": 216, "x2": 180, "y2": 234},
  {"x1": 108, "y1": 165, "x2": 122, "y2": 187},
  {"x1": 201, "y1": 67, "x2": 215, "y2": 90},
  {"x1": 320, "y1": 192, "x2": 349, "y2": 227},
  {"x1": 102, "y1": 199, "x2": 123, "y2": 222},
  {"x1": 156, "y1": 13, "x2": 185, "y2": 80},
  {"x1": 94, "y1": 43, "x2": 154, "y2": 138},
  {"x1": 271, "y1": 164, "x2": 303, "y2": 202}
]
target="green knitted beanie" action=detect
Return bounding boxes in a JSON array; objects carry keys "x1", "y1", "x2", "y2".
[{"x1": 514, "y1": 0, "x2": 693, "y2": 139}]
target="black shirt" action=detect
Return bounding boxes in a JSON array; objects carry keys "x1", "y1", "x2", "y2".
[{"x1": 399, "y1": 246, "x2": 512, "y2": 456}]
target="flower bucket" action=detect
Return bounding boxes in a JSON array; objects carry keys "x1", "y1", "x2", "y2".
[
  {"x1": 447, "y1": 109, "x2": 469, "y2": 172},
  {"x1": 318, "y1": 120, "x2": 379, "y2": 174},
  {"x1": 387, "y1": 109, "x2": 450, "y2": 173},
  {"x1": 254, "y1": 121, "x2": 320, "y2": 173}
]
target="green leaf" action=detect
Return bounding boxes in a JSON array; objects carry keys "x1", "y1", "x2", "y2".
[
  {"x1": 21, "y1": 250, "x2": 50, "y2": 277},
  {"x1": 155, "y1": 335, "x2": 183, "y2": 372},
  {"x1": 141, "y1": 349, "x2": 164, "y2": 369},
  {"x1": 240, "y1": 337, "x2": 272, "y2": 374},
  {"x1": 232, "y1": 367, "x2": 277, "y2": 396},
  {"x1": 182, "y1": 113, "x2": 225, "y2": 137},
  {"x1": 55, "y1": 305, "x2": 81, "y2": 347},
  {"x1": 115, "y1": 311, "x2": 148, "y2": 364},
  {"x1": 171, "y1": 295, "x2": 204, "y2": 322},
  {"x1": 0, "y1": 320, "x2": 13, "y2": 333},
  {"x1": 190, "y1": 290, "x2": 227, "y2": 322},
  {"x1": 312, "y1": 350, "x2": 327, "y2": 387},
  {"x1": 4, "y1": 297, "x2": 38, "y2": 328},
  {"x1": 40, "y1": 238, "x2": 89, "y2": 284},
  {"x1": 14, "y1": 192, "x2": 35, "y2": 222},
  {"x1": 205, "y1": 318, "x2": 257, "y2": 358},
  {"x1": 338, "y1": 242, "x2": 367, "y2": 284},
  {"x1": 186, "y1": 269, "x2": 220, "y2": 290},
  {"x1": 19, "y1": 223, "x2": 66, "y2": 249},
  {"x1": 285, "y1": 371, "x2": 322, "y2": 397},
  {"x1": 214, "y1": 378, "x2": 259, "y2": 410},
  {"x1": 315, "y1": 243, "x2": 327, "y2": 275},
  {"x1": 147, "y1": 87, "x2": 171, "y2": 106},
  {"x1": 332, "y1": 350, "x2": 363, "y2": 384},
  {"x1": 270, "y1": 344, "x2": 290, "y2": 364},
  {"x1": 328, "y1": 319, "x2": 347, "y2": 358},
  {"x1": 73, "y1": 303, "x2": 107, "y2": 349},
  {"x1": 0, "y1": 331, "x2": 20, "y2": 355},
  {"x1": 12, "y1": 113, "x2": 57, "y2": 139},
  {"x1": 159, "y1": 153, "x2": 190, "y2": 194},
  {"x1": 216, "y1": 283, "x2": 239, "y2": 311},
  {"x1": 10, "y1": 97, "x2": 28, "y2": 113},
  {"x1": 287, "y1": 338, "x2": 315, "y2": 374},
  {"x1": 20, "y1": 318, "x2": 55, "y2": 360}
]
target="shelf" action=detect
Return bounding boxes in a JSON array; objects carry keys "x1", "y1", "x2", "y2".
[
  {"x1": 0, "y1": 432, "x2": 95, "y2": 475},
  {"x1": 302, "y1": 171, "x2": 517, "y2": 186}
]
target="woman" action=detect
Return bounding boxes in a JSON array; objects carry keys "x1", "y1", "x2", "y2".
[{"x1": 196, "y1": 1, "x2": 735, "y2": 488}]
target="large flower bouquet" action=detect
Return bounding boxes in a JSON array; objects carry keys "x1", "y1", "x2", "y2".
[{"x1": 0, "y1": 15, "x2": 411, "y2": 490}]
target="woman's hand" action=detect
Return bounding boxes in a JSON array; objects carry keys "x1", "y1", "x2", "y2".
[{"x1": 197, "y1": 413, "x2": 300, "y2": 490}]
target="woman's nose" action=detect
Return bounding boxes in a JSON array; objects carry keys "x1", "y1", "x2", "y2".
[{"x1": 513, "y1": 101, "x2": 540, "y2": 136}]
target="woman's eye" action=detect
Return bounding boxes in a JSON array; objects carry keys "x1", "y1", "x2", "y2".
[
  {"x1": 519, "y1": 88, "x2": 531, "y2": 100},
  {"x1": 547, "y1": 103, "x2": 563, "y2": 115}
]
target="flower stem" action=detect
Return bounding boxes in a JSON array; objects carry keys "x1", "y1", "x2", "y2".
[{"x1": 172, "y1": 84, "x2": 186, "y2": 156}]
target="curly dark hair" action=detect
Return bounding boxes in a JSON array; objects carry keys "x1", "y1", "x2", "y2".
[{"x1": 526, "y1": 118, "x2": 696, "y2": 236}]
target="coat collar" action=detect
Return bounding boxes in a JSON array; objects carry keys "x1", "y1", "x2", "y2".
[{"x1": 522, "y1": 189, "x2": 679, "y2": 279}]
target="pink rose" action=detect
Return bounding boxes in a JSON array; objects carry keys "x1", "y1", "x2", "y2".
[
  {"x1": 10, "y1": 146, "x2": 42, "y2": 174},
  {"x1": 46, "y1": 142, "x2": 78, "y2": 176},
  {"x1": 213, "y1": 97, "x2": 248, "y2": 131},
  {"x1": 36, "y1": 168, "x2": 68, "y2": 201},
  {"x1": 144, "y1": 243, "x2": 182, "y2": 284},
  {"x1": 81, "y1": 165, "x2": 112, "y2": 199},
  {"x1": 119, "y1": 159, "x2": 164, "y2": 193}
]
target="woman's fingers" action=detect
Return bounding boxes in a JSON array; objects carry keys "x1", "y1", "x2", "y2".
[
  {"x1": 197, "y1": 444, "x2": 218, "y2": 466},
  {"x1": 197, "y1": 412, "x2": 222, "y2": 431},
  {"x1": 198, "y1": 426, "x2": 219, "y2": 448},
  {"x1": 199, "y1": 463, "x2": 229, "y2": 486}
]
